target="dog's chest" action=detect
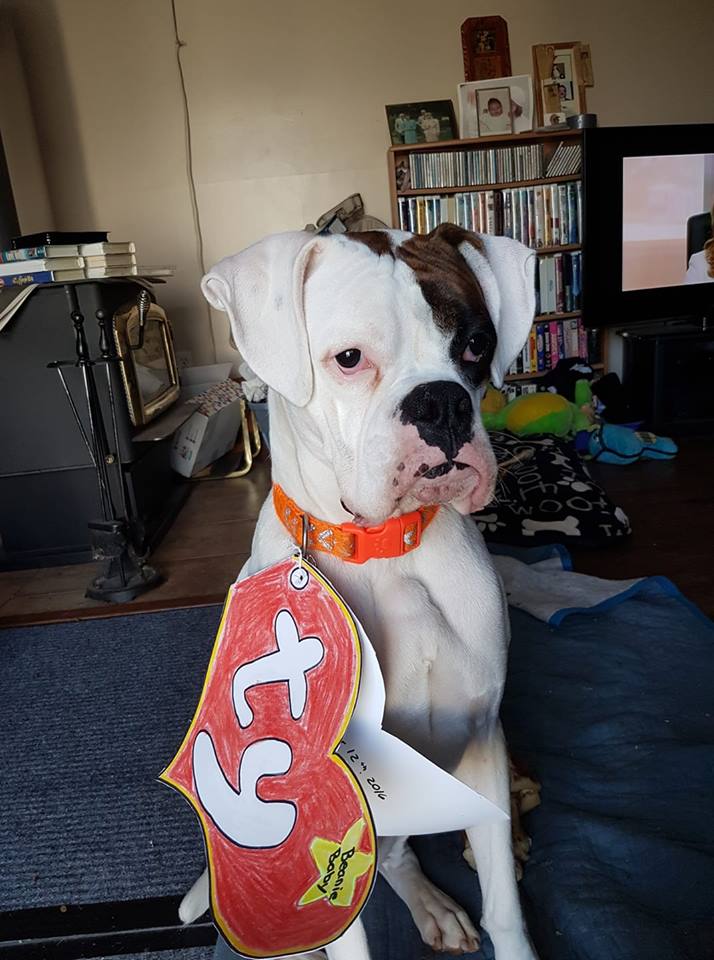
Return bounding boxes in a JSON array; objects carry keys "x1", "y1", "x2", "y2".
[
  {"x1": 320, "y1": 553, "x2": 506, "y2": 766},
  {"x1": 250, "y1": 501, "x2": 507, "y2": 768}
]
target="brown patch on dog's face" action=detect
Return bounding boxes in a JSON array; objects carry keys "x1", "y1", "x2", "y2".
[
  {"x1": 347, "y1": 231, "x2": 395, "y2": 258},
  {"x1": 396, "y1": 224, "x2": 496, "y2": 384},
  {"x1": 396, "y1": 224, "x2": 485, "y2": 333}
]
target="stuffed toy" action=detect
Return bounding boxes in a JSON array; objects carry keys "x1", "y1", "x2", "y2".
[
  {"x1": 481, "y1": 383, "x2": 594, "y2": 438},
  {"x1": 539, "y1": 358, "x2": 595, "y2": 400},
  {"x1": 580, "y1": 424, "x2": 678, "y2": 463},
  {"x1": 572, "y1": 379, "x2": 677, "y2": 463},
  {"x1": 482, "y1": 381, "x2": 678, "y2": 464},
  {"x1": 481, "y1": 384, "x2": 507, "y2": 415}
]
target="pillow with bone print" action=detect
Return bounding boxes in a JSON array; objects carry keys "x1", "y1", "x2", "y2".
[{"x1": 473, "y1": 431, "x2": 631, "y2": 547}]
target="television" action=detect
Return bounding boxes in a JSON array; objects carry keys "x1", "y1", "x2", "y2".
[{"x1": 582, "y1": 124, "x2": 714, "y2": 328}]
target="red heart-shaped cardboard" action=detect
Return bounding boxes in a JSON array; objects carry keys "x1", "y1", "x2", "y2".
[{"x1": 160, "y1": 557, "x2": 376, "y2": 957}]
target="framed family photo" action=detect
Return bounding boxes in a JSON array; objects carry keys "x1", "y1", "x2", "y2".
[
  {"x1": 385, "y1": 101, "x2": 458, "y2": 145},
  {"x1": 533, "y1": 42, "x2": 589, "y2": 125},
  {"x1": 457, "y1": 75, "x2": 533, "y2": 139}
]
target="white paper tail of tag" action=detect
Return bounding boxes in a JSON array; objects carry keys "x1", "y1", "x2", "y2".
[
  {"x1": 337, "y1": 722, "x2": 507, "y2": 836},
  {"x1": 340, "y1": 608, "x2": 508, "y2": 836}
]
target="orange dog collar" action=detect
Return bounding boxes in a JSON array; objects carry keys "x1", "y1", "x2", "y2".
[{"x1": 273, "y1": 484, "x2": 439, "y2": 564}]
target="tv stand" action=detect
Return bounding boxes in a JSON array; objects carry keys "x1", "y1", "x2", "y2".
[
  {"x1": 620, "y1": 314, "x2": 711, "y2": 337},
  {"x1": 618, "y1": 316, "x2": 714, "y2": 435}
]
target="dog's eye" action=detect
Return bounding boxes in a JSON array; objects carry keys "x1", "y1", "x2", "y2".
[
  {"x1": 335, "y1": 349, "x2": 362, "y2": 369},
  {"x1": 332, "y1": 348, "x2": 373, "y2": 378},
  {"x1": 462, "y1": 335, "x2": 488, "y2": 364}
]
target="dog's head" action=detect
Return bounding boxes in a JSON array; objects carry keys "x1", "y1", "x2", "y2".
[{"x1": 203, "y1": 226, "x2": 535, "y2": 524}]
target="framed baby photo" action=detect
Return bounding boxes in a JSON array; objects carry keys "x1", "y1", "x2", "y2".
[
  {"x1": 458, "y1": 75, "x2": 533, "y2": 139},
  {"x1": 385, "y1": 101, "x2": 458, "y2": 145},
  {"x1": 476, "y1": 87, "x2": 513, "y2": 136},
  {"x1": 533, "y1": 42, "x2": 588, "y2": 124}
]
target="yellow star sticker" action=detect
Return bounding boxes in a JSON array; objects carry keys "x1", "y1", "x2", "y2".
[{"x1": 299, "y1": 818, "x2": 374, "y2": 908}]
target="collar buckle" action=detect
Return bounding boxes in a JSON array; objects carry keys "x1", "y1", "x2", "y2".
[{"x1": 341, "y1": 510, "x2": 424, "y2": 564}]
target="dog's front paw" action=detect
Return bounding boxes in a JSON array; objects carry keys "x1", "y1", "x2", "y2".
[
  {"x1": 178, "y1": 869, "x2": 209, "y2": 924},
  {"x1": 410, "y1": 878, "x2": 480, "y2": 954}
]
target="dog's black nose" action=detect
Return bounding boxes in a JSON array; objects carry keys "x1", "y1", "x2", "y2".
[{"x1": 400, "y1": 380, "x2": 473, "y2": 456}]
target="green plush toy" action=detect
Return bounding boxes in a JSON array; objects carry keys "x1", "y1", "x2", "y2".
[{"x1": 482, "y1": 381, "x2": 595, "y2": 438}]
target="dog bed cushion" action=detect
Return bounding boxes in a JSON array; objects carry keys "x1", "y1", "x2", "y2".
[{"x1": 473, "y1": 430, "x2": 631, "y2": 546}]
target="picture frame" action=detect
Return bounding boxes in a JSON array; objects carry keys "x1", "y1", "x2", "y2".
[
  {"x1": 461, "y1": 16, "x2": 512, "y2": 82},
  {"x1": 457, "y1": 75, "x2": 533, "y2": 138},
  {"x1": 385, "y1": 100, "x2": 458, "y2": 146},
  {"x1": 394, "y1": 157, "x2": 410, "y2": 192},
  {"x1": 476, "y1": 87, "x2": 513, "y2": 137},
  {"x1": 112, "y1": 301, "x2": 179, "y2": 427},
  {"x1": 532, "y1": 43, "x2": 588, "y2": 125}
]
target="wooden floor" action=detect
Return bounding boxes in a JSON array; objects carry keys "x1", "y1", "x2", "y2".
[
  {"x1": 0, "y1": 437, "x2": 712, "y2": 627},
  {"x1": 576, "y1": 435, "x2": 714, "y2": 616}
]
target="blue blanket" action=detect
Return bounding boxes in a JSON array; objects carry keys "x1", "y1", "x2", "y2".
[
  {"x1": 502, "y1": 580, "x2": 714, "y2": 960},
  {"x1": 363, "y1": 565, "x2": 714, "y2": 960}
]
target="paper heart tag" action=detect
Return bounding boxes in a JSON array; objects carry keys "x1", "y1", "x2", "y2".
[{"x1": 160, "y1": 556, "x2": 376, "y2": 958}]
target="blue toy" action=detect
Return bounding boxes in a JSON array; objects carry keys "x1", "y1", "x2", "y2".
[{"x1": 582, "y1": 423, "x2": 678, "y2": 464}]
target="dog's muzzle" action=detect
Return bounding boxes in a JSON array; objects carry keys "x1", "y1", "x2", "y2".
[{"x1": 399, "y1": 381, "x2": 473, "y2": 461}]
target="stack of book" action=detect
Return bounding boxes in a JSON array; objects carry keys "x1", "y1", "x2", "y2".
[
  {"x1": 397, "y1": 181, "x2": 582, "y2": 247},
  {"x1": 0, "y1": 243, "x2": 86, "y2": 287},
  {"x1": 0, "y1": 232, "x2": 170, "y2": 288},
  {"x1": 81, "y1": 241, "x2": 137, "y2": 278},
  {"x1": 0, "y1": 241, "x2": 138, "y2": 288}
]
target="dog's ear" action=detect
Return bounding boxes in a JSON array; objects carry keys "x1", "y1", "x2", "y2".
[
  {"x1": 458, "y1": 234, "x2": 536, "y2": 388},
  {"x1": 201, "y1": 231, "x2": 319, "y2": 406}
]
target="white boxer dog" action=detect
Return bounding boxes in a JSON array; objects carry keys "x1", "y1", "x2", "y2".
[{"x1": 182, "y1": 224, "x2": 538, "y2": 960}]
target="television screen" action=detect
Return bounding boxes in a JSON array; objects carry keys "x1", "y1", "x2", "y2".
[{"x1": 622, "y1": 153, "x2": 714, "y2": 292}]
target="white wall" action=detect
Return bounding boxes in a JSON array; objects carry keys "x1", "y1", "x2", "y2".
[{"x1": 5, "y1": 0, "x2": 714, "y2": 365}]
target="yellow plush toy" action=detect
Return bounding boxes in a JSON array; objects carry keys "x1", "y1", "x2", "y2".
[
  {"x1": 481, "y1": 386, "x2": 594, "y2": 438},
  {"x1": 481, "y1": 385, "x2": 507, "y2": 415}
]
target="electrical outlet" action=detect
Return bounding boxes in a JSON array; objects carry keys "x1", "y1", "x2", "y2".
[{"x1": 175, "y1": 350, "x2": 193, "y2": 371}]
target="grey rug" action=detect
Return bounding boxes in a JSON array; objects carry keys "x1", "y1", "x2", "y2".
[{"x1": 0, "y1": 605, "x2": 215, "y2": 911}]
